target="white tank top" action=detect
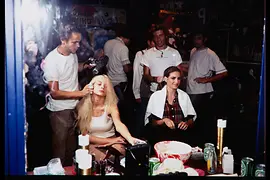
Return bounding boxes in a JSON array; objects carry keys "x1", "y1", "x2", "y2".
[{"x1": 89, "y1": 107, "x2": 115, "y2": 138}]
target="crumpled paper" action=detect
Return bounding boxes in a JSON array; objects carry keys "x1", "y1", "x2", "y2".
[
  {"x1": 47, "y1": 158, "x2": 65, "y2": 175},
  {"x1": 33, "y1": 158, "x2": 65, "y2": 175}
]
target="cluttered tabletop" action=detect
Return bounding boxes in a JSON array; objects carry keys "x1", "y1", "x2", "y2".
[
  {"x1": 27, "y1": 122, "x2": 264, "y2": 177},
  {"x1": 27, "y1": 141, "x2": 244, "y2": 176}
]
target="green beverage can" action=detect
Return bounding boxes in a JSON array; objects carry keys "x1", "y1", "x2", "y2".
[
  {"x1": 240, "y1": 157, "x2": 254, "y2": 176},
  {"x1": 204, "y1": 143, "x2": 215, "y2": 161},
  {"x1": 255, "y1": 164, "x2": 265, "y2": 177},
  {"x1": 148, "y1": 157, "x2": 160, "y2": 176}
]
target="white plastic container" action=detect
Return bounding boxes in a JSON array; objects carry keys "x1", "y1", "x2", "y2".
[
  {"x1": 222, "y1": 147, "x2": 234, "y2": 174},
  {"x1": 78, "y1": 134, "x2": 89, "y2": 149}
]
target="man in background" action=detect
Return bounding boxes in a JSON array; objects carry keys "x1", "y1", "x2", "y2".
[
  {"x1": 104, "y1": 23, "x2": 133, "y2": 127},
  {"x1": 142, "y1": 24, "x2": 184, "y2": 94},
  {"x1": 132, "y1": 33, "x2": 155, "y2": 138},
  {"x1": 186, "y1": 31, "x2": 228, "y2": 147}
]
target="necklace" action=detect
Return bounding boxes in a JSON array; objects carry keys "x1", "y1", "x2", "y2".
[
  {"x1": 157, "y1": 49, "x2": 163, "y2": 58},
  {"x1": 57, "y1": 46, "x2": 68, "y2": 56},
  {"x1": 156, "y1": 46, "x2": 167, "y2": 58}
]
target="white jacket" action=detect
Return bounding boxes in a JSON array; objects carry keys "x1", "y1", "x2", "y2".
[
  {"x1": 145, "y1": 85, "x2": 197, "y2": 125},
  {"x1": 132, "y1": 49, "x2": 146, "y2": 99}
]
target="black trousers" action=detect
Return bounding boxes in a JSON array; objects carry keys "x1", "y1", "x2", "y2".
[
  {"x1": 26, "y1": 108, "x2": 52, "y2": 171},
  {"x1": 114, "y1": 82, "x2": 136, "y2": 135},
  {"x1": 134, "y1": 97, "x2": 149, "y2": 138},
  {"x1": 188, "y1": 92, "x2": 216, "y2": 148}
]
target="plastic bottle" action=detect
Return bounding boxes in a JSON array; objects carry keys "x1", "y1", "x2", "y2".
[{"x1": 222, "y1": 147, "x2": 234, "y2": 174}]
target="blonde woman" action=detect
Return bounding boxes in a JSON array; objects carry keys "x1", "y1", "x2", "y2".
[{"x1": 76, "y1": 75, "x2": 144, "y2": 161}]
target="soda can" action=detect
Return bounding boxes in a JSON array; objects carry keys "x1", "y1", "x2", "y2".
[
  {"x1": 207, "y1": 148, "x2": 217, "y2": 174},
  {"x1": 152, "y1": 162, "x2": 161, "y2": 176},
  {"x1": 254, "y1": 164, "x2": 265, "y2": 177},
  {"x1": 148, "y1": 157, "x2": 160, "y2": 176},
  {"x1": 240, "y1": 157, "x2": 254, "y2": 176},
  {"x1": 204, "y1": 143, "x2": 215, "y2": 161}
]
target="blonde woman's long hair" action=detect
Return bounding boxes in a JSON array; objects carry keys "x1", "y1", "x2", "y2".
[{"x1": 75, "y1": 75, "x2": 118, "y2": 134}]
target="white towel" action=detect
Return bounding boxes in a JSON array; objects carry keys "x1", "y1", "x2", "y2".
[{"x1": 145, "y1": 85, "x2": 197, "y2": 125}]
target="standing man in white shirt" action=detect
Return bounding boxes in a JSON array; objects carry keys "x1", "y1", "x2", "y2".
[
  {"x1": 186, "y1": 31, "x2": 228, "y2": 147},
  {"x1": 42, "y1": 24, "x2": 91, "y2": 166},
  {"x1": 142, "y1": 24, "x2": 184, "y2": 94},
  {"x1": 132, "y1": 34, "x2": 155, "y2": 137},
  {"x1": 104, "y1": 24, "x2": 132, "y2": 126}
]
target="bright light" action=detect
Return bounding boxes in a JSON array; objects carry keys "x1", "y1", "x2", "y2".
[{"x1": 21, "y1": 0, "x2": 48, "y2": 26}]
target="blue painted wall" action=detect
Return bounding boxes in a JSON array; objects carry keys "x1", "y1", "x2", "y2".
[
  {"x1": 255, "y1": 17, "x2": 266, "y2": 164},
  {"x1": 5, "y1": 0, "x2": 26, "y2": 175}
]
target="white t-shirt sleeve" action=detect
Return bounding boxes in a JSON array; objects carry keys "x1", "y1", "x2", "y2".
[
  {"x1": 141, "y1": 52, "x2": 149, "y2": 67},
  {"x1": 190, "y1": 48, "x2": 196, "y2": 58},
  {"x1": 175, "y1": 50, "x2": 183, "y2": 66},
  {"x1": 43, "y1": 56, "x2": 59, "y2": 82},
  {"x1": 210, "y1": 52, "x2": 227, "y2": 74},
  {"x1": 132, "y1": 51, "x2": 143, "y2": 99},
  {"x1": 118, "y1": 46, "x2": 130, "y2": 65}
]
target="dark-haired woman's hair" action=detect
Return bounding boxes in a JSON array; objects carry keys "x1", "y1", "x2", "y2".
[
  {"x1": 59, "y1": 24, "x2": 80, "y2": 41},
  {"x1": 163, "y1": 66, "x2": 182, "y2": 78},
  {"x1": 158, "y1": 66, "x2": 182, "y2": 89}
]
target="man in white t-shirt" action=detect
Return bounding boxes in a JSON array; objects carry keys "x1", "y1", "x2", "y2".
[
  {"x1": 132, "y1": 35, "x2": 155, "y2": 137},
  {"x1": 104, "y1": 24, "x2": 132, "y2": 126},
  {"x1": 42, "y1": 24, "x2": 91, "y2": 166},
  {"x1": 142, "y1": 24, "x2": 184, "y2": 93},
  {"x1": 186, "y1": 32, "x2": 228, "y2": 147},
  {"x1": 104, "y1": 25, "x2": 132, "y2": 88}
]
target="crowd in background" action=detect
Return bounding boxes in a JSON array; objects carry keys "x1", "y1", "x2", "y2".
[{"x1": 24, "y1": 20, "x2": 262, "y2": 171}]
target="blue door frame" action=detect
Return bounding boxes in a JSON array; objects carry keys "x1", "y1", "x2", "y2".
[
  {"x1": 5, "y1": 0, "x2": 25, "y2": 175},
  {"x1": 255, "y1": 17, "x2": 266, "y2": 163}
]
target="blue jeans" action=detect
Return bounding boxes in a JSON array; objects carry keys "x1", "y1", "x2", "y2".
[{"x1": 114, "y1": 82, "x2": 127, "y2": 102}]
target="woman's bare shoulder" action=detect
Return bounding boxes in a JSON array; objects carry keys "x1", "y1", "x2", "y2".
[{"x1": 106, "y1": 104, "x2": 119, "y2": 114}]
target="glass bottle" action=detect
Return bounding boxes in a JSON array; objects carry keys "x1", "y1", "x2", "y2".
[{"x1": 204, "y1": 143, "x2": 215, "y2": 161}]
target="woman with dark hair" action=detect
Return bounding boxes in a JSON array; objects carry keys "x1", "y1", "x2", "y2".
[{"x1": 144, "y1": 66, "x2": 197, "y2": 148}]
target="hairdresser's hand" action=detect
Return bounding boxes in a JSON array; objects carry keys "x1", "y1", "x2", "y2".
[
  {"x1": 88, "y1": 82, "x2": 94, "y2": 94},
  {"x1": 163, "y1": 118, "x2": 175, "y2": 129},
  {"x1": 177, "y1": 121, "x2": 189, "y2": 130},
  {"x1": 194, "y1": 77, "x2": 209, "y2": 84},
  {"x1": 81, "y1": 84, "x2": 91, "y2": 96}
]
